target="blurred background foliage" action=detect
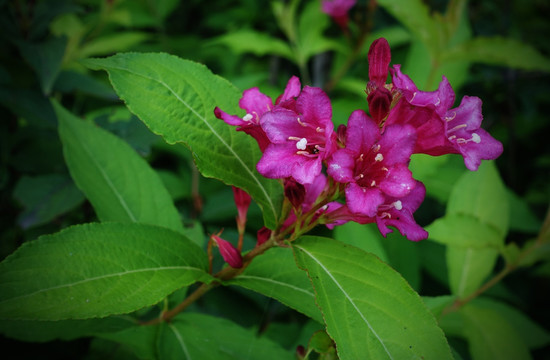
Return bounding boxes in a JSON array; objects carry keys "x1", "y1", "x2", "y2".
[{"x1": 1, "y1": 0, "x2": 549, "y2": 358}]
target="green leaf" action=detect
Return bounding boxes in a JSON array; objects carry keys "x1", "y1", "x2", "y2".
[
  {"x1": 292, "y1": 236, "x2": 452, "y2": 360},
  {"x1": 97, "y1": 321, "x2": 160, "y2": 360},
  {"x1": 0, "y1": 222, "x2": 211, "y2": 320},
  {"x1": 157, "y1": 312, "x2": 293, "y2": 359},
  {"x1": 56, "y1": 101, "x2": 184, "y2": 234},
  {"x1": 0, "y1": 316, "x2": 136, "y2": 343},
  {"x1": 426, "y1": 214, "x2": 503, "y2": 249},
  {"x1": 334, "y1": 223, "x2": 421, "y2": 290},
  {"x1": 441, "y1": 36, "x2": 550, "y2": 72},
  {"x1": 82, "y1": 53, "x2": 283, "y2": 229},
  {"x1": 297, "y1": 0, "x2": 345, "y2": 63},
  {"x1": 446, "y1": 246, "x2": 498, "y2": 298},
  {"x1": 227, "y1": 247, "x2": 322, "y2": 323},
  {"x1": 376, "y1": 0, "x2": 440, "y2": 56},
  {"x1": 13, "y1": 173, "x2": 85, "y2": 229},
  {"x1": 78, "y1": 32, "x2": 151, "y2": 59},
  {"x1": 507, "y1": 189, "x2": 542, "y2": 233},
  {"x1": 209, "y1": 29, "x2": 294, "y2": 60},
  {"x1": 333, "y1": 222, "x2": 389, "y2": 263},
  {"x1": 473, "y1": 297, "x2": 550, "y2": 350},
  {"x1": 447, "y1": 160, "x2": 509, "y2": 237},
  {"x1": 460, "y1": 301, "x2": 532, "y2": 360},
  {"x1": 17, "y1": 36, "x2": 67, "y2": 95}
]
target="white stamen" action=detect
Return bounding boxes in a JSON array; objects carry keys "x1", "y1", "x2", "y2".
[
  {"x1": 296, "y1": 138, "x2": 307, "y2": 150},
  {"x1": 243, "y1": 113, "x2": 253, "y2": 121},
  {"x1": 375, "y1": 153, "x2": 384, "y2": 162},
  {"x1": 372, "y1": 144, "x2": 381, "y2": 152},
  {"x1": 445, "y1": 112, "x2": 456, "y2": 122},
  {"x1": 471, "y1": 133, "x2": 481, "y2": 143},
  {"x1": 448, "y1": 123, "x2": 467, "y2": 134},
  {"x1": 316, "y1": 127, "x2": 324, "y2": 133},
  {"x1": 393, "y1": 200, "x2": 403, "y2": 210},
  {"x1": 370, "y1": 180, "x2": 376, "y2": 187}
]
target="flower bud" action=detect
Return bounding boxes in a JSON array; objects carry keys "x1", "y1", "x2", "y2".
[
  {"x1": 211, "y1": 234, "x2": 243, "y2": 268},
  {"x1": 284, "y1": 178, "x2": 306, "y2": 209}
]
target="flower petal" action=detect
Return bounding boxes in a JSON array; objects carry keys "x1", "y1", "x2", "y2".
[
  {"x1": 379, "y1": 164, "x2": 416, "y2": 198},
  {"x1": 296, "y1": 86, "x2": 332, "y2": 127},
  {"x1": 378, "y1": 123, "x2": 416, "y2": 165},
  {"x1": 327, "y1": 149, "x2": 355, "y2": 183},
  {"x1": 346, "y1": 183, "x2": 384, "y2": 217},
  {"x1": 239, "y1": 88, "x2": 273, "y2": 119},
  {"x1": 345, "y1": 110, "x2": 378, "y2": 153}
]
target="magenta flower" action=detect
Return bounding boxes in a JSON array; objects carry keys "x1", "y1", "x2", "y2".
[
  {"x1": 257, "y1": 85, "x2": 336, "y2": 184},
  {"x1": 390, "y1": 66, "x2": 503, "y2": 170},
  {"x1": 375, "y1": 181, "x2": 428, "y2": 241},
  {"x1": 327, "y1": 110, "x2": 417, "y2": 217},
  {"x1": 214, "y1": 76, "x2": 301, "y2": 151},
  {"x1": 321, "y1": 0, "x2": 356, "y2": 29},
  {"x1": 323, "y1": 181, "x2": 428, "y2": 241},
  {"x1": 365, "y1": 38, "x2": 503, "y2": 171},
  {"x1": 211, "y1": 234, "x2": 243, "y2": 268}
]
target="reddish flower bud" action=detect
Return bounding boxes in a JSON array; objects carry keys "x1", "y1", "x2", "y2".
[
  {"x1": 336, "y1": 124, "x2": 347, "y2": 147},
  {"x1": 368, "y1": 38, "x2": 391, "y2": 87},
  {"x1": 367, "y1": 87, "x2": 392, "y2": 125},
  {"x1": 232, "y1": 186, "x2": 251, "y2": 231},
  {"x1": 211, "y1": 234, "x2": 243, "y2": 268},
  {"x1": 284, "y1": 178, "x2": 306, "y2": 209},
  {"x1": 256, "y1": 226, "x2": 272, "y2": 247}
]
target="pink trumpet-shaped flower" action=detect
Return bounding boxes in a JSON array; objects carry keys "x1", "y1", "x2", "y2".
[
  {"x1": 257, "y1": 86, "x2": 337, "y2": 184},
  {"x1": 327, "y1": 110, "x2": 417, "y2": 217},
  {"x1": 214, "y1": 76, "x2": 301, "y2": 151}
]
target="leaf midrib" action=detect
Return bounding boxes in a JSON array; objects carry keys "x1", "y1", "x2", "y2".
[
  {"x1": 295, "y1": 244, "x2": 394, "y2": 360},
  {"x1": 65, "y1": 120, "x2": 138, "y2": 223},
  {"x1": 100, "y1": 58, "x2": 278, "y2": 224},
  {"x1": 1, "y1": 265, "x2": 202, "y2": 304}
]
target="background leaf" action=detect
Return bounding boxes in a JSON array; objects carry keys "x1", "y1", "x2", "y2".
[
  {"x1": 227, "y1": 246, "x2": 322, "y2": 323},
  {"x1": 441, "y1": 37, "x2": 550, "y2": 72},
  {"x1": 292, "y1": 236, "x2": 452, "y2": 360},
  {"x1": 83, "y1": 53, "x2": 283, "y2": 229},
  {"x1": 56, "y1": 101, "x2": 184, "y2": 234},
  {"x1": 0, "y1": 222, "x2": 211, "y2": 320},
  {"x1": 13, "y1": 173, "x2": 84, "y2": 229},
  {"x1": 157, "y1": 312, "x2": 293, "y2": 360}
]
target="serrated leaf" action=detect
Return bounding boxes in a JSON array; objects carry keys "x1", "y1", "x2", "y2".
[
  {"x1": 292, "y1": 236, "x2": 453, "y2": 360},
  {"x1": 0, "y1": 222, "x2": 211, "y2": 320},
  {"x1": 82, "y1": 53, "x2": 283, "y2": 229},
  {"x1": 227, "y1": 247, "x2": 322, "y2": 323},
  {"x1": 56, "y1": 101, "x2": 184, "y2": 234},
  {"x1": 441, "y1": 36, "x2": 550, "y2": 72},
  {"x1": 157, "y1": 312, "x2": 293, "y2": 360}
]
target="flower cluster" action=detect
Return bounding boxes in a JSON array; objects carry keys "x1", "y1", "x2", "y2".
[{"x1": 212, "y1": 38, "x2": 502, "y2": 265}]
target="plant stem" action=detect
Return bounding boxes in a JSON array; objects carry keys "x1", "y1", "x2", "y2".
[{"x1": 141, "y1": 235, "x2": 279, "y2": 325}]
